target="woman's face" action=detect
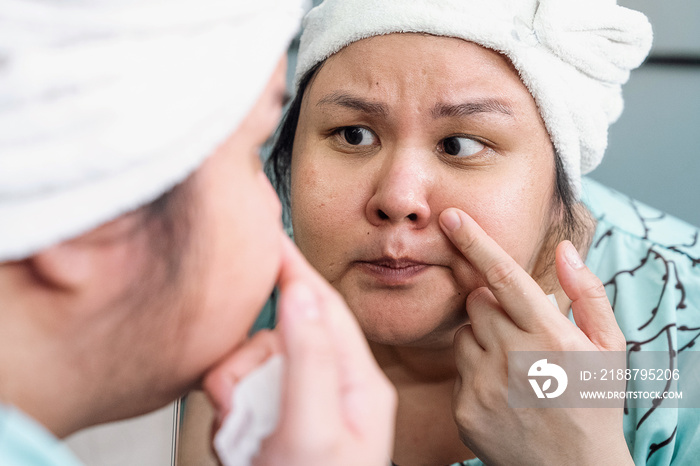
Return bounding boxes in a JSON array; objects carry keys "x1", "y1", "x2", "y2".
[
  {"x1": 157, "y1": 58, "x2": 287, "y2": 396},
  {"x1": 53, "y1": 59, "x2": 287, "y2": 425},
  {"x1": 290, "y1": 34, "x2": 557, "y2": 348}
]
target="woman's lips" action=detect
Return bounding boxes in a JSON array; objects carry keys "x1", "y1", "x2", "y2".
[{"x1": 355, "y1": 257, "x2": 430, "y2": 286}]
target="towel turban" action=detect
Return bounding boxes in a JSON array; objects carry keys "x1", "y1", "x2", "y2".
[
  {"x1": 295, "y1": 0, "x2": 653, "y2": 198},
  {"x1": 0, "y1": 0, "x2": 303, "y2": 262}
]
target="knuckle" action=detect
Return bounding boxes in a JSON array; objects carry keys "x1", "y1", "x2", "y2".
[
  {"x1": 466, "y1": 287, "x2": 492, "y2": 309},
  {"x1": 452, "y1": 392, "x2": 475, "y2": 433},
  {"x1": 453, "y1": 326, "x2": 479, "y2": 362},
  {"x1": 453, "y1": 403, "x2": 472, "y2": 432},
  {"x1": 602, "y1": 328, "x2": 627, "y2": 351},
  {"x1": 538, "y1": 328, "x2": 578, "y2": 351},
  {"x1": 472, "y1": 373, "x2": 496, "y2": 401},
  {"x1": 581, "y1": 277, "x2": 609, "y2": 301},
  {"x1": 549, "y1": 335, "x2": 577, "y2": 351},
  {"x1": 610, "y1": 335, "x2": 627, "y2": 351},
  {"x1": 456, "y1": 227, "x2": 480, "y2": 254},
  {"x1": 484, "y1": 260, "x2": 518, "y2": 292},
  {"x1": 454, "y1": 323, "x2": 473, "y2": 344},
  {"x1": 454, "y1": 378, "x2": 503, "y2": 435}
]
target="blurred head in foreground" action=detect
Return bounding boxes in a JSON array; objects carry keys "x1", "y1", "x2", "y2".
[{"x1": 0, "y1": 0, "x2": 301, "y2": 437}]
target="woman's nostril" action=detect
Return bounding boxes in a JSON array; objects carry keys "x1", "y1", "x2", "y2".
[{"x1": 376, "y1": 210, "x2": 422, "y2": 222}]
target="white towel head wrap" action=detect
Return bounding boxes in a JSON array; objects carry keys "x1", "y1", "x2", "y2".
[
  {"x1": 295, "y1": 0, "x2": 653, "y2": 198},
  {"x1": 0, "y1": 0, "x2": 303, "y2": 262}
]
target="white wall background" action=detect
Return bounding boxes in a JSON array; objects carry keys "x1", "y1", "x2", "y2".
[
  {"x1": 589, "y1": 0, "x2": 700, "y2": 225},
  {"x1": 65, "y1": 405, "x2": 175, "y2": 466}
]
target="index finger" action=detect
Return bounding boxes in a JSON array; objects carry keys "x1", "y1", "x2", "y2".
[
  {"x1": 439, "y1": 208, "x2": 558, "y2": 331},
  {"x1": 277, "y1": 233, "x2": 382, "y2": 373},
  {"x1": 276, "y1": 233, "x2": 393, "y2": 432},
  {"x1": 277, "y1": 233, "x2": 336, "y2": 297}
]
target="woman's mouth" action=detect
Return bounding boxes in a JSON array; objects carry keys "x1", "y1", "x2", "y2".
[{"x1": 355, "y1": 257, "x2": 430, "y2": 286}]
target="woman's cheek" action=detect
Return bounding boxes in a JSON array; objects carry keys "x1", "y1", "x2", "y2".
[
  {"x1": 291, "y1": 162, "x2": 339, "y2": 269},
  {"x1": 453, "y1": 186, "x2": 540, "y2": 270}
]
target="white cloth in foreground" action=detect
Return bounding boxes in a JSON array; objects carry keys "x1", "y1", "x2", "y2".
[
  {"x1": 214, "y1": 355, "x2": 285, "y2": 466},
  {"x1": 0, "y1": 0, "x2": 303, "y2": 262},
  {"x1": 295, "y1": 0, "x2": 653, "y2": 198}
]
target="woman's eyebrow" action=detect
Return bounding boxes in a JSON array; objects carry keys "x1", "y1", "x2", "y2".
[
  {"x1": 431, "y1": 99, "x2": 514, "y2": 119},
  {"x1": 316, "y1": 92, "x2": 389, "y2": 117}
]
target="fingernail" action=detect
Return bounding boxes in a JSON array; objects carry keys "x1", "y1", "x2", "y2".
[
  {"x1": 441, "y1": 210, "x2": 462, "y2": 232},
  {"x1": 289, "y1": 282, "x2": 320, "y2": 321},
  {"x1": 564, "y1": 242, "x2": 584, "y2": 270}
]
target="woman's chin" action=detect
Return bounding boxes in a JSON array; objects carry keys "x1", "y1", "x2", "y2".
[
  {"x1": 366, "y1": 331, "x2": 457, "y2": 349},
  {"x1": 354, "y1": 311, "x2": 464, "y2": 349},
  {"x1": 339, "y1": 289, "x2": 465, "y2": 343}
]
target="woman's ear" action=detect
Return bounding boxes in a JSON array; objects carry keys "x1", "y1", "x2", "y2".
[
  {"x1": 28, "y1": 241, "x2": 96, "y2": 291},
  {"x1": 28, "y1": 211, "x2": 145, "y2": 292}
]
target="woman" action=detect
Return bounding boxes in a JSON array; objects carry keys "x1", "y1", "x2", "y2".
[
  {"x1": 0, "y1": 1, "x2": 394, "y2": 465},
  {"x1": 268, "y1": 0, "x2": 700, "y2": 464}
]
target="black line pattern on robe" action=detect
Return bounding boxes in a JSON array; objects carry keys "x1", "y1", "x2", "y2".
[
  {"x1": 638, "y1": 251, "x2": 685, "y2": 331},
  {"x1": 629, "y1": 197, "x2": 666, "y2": 241},
  {"x1": 623, "y1": 189, "x2": 700, "y2": 267},
  {"x1": 603, "y1": 248, "x2": 653, "y2": 313},
  {"x1": 678, "y1": 325, "x2": 700, "y2": 352},
  {"x1": 586, "y1": 184, "x2": 700, "y2": 463},
  {"x1": 638, "y1": 250, "x2": 670, "y2": 331},
  {"x1": 593, "y1": 227, "x2": 614, "y2": 249},
  {"x1": 647, "y1": 426, "x2": 678, "y2": 462},
  {"x1": 625, "y1": 325, "x2": 676, "y2": 424},
  {"x1": 629, "y1": 327, "x2": 676, "y2": 429},
  {"x1": 668, "y1": 231, "x2": 700, "y2": 267},
  {"x1": 626, "y1": 324, "x2": 676, "y2": 352},
  {"x1": 600, "y1": 244, "x2": 685, "y2": 331}
]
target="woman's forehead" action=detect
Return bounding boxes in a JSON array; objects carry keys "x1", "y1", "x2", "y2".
[{"x1": 307, "y1": 33, "x2": 535, "y2": 114}]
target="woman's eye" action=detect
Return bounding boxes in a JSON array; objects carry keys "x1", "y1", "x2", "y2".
[
  {"x1": 441, "y1": 136, "x2": 485, "y2": 157},
  {"x1": 339, "y1": 127, "x2": 376, "y2": 146}
]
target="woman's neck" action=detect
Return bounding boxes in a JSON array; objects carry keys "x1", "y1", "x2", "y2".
[
  {"x1": 370, "y1": 339, "x2": 476, "y2": 466},
  {"x1": 370, "y1": 340, "x2": 458, "y2": 384},
  {"x1": 0, "y1": 270, "x2": 98, "y2": 438}
]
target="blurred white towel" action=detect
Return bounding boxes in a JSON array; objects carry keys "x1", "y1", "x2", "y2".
[{"x1": 214, "y1": 355, "x2": 285, "y2": 466}]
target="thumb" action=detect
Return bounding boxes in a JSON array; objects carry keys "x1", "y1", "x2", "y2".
[
  {"x1": 277, "y1": 280, "x2": 342, "y2": 441},
  {"x1": 555, "y1": 240, "x2": 625, "y2": 351}
]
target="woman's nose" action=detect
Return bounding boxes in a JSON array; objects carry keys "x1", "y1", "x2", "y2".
[{"x1": 365, "y1": 152, "x2": 432, "y2": 229}]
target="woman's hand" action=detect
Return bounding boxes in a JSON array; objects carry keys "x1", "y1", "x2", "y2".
[
  {"x1": 204, "y1": 234, "x2": 396, "y2": 466},
  {"x1": 439, "y1": 208, "x2": 632, "y2": 466}
]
